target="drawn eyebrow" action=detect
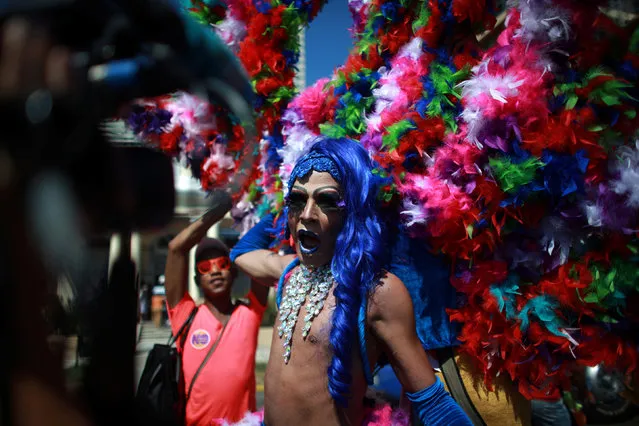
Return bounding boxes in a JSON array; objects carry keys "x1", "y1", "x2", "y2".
[
  {"x1": 292, "y1": 185, "x2": 308, "y2": 194},
  {"x1": 312, "y1": 186, "x2": 341, "y2": 197}
]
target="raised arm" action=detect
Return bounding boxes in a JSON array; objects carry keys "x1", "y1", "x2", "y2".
[
  {"x1": 230, "y1": 213, "x2": 295, "y2": 285},
  {"x1": 164, "y1": 191, "x2": 232, "y2": 307},
  {"x1": 370, "y1": 273, "x2": 472, "y2": 425}
]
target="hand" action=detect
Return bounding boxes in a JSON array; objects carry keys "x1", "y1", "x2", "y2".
[{"x1": 196, "y1": 189, "x2": 233, "y2": 223}]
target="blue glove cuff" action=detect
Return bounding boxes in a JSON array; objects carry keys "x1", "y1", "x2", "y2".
[
  {"x1": 230, "y1": 213, "x2": 276, "y2": 262},
  {"x1": 406, "y1": 377, "x2": 473, "y2": 425}
]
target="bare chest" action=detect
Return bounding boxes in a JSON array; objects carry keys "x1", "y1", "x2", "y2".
[
  {"x1": 265, "y1": 289, "x2": 368, "y2": 426},
  {"x1": 271, "y1": 287, "x2": 335, "y2": 364}
]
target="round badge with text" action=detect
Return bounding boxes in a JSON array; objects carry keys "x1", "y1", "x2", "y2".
[{"x1": 190, "y1": 329, "x2": 211, "y2": 350}]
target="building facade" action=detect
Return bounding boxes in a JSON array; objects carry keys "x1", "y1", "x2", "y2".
[{"x1": 294, "y1": 28, "x2": 307, "y2": 91}]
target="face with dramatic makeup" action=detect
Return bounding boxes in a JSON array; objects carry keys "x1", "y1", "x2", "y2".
[{"x1": 286, "y1": 171, "x2": 345, "y2": 268}]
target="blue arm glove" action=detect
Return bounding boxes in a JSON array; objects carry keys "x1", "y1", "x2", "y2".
[
  {"x1": 229, "y1": 213, "x2": 276, "y2": 262},
  {"x1": 406, "y1": 377, "x2": 473, "y2": 425}
]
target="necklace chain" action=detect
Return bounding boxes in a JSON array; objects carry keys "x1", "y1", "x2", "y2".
[{"x1": 277, "y1": 264, "x2": 333, "y2": 363}]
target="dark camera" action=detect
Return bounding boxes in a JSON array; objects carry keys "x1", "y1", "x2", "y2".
[{"x1": 0, "y1": 0, "x2": 251, "y2": 233}]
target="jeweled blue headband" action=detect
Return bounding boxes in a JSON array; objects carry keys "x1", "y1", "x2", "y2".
[{"x1": 287, "y1": 150, "x2": 342, "y2": 191}]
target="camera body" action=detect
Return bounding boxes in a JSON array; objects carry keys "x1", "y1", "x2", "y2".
[{"x1": 1, "y1": 0, "x2": 253, "y2": 233}]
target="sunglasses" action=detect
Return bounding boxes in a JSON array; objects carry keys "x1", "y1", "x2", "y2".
[
  {"x1": 285, "y1": 191, "x2": 345, "y2": 214},
  {"x1": 197, "y1": 257, "x2": 231, "y2": 274}
]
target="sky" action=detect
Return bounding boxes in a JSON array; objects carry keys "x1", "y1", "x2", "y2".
[{"x1": 304, "y1": 1, "x2": 354, "y2": 87}]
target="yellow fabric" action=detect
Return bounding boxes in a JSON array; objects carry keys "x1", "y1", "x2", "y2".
[{"x1": 435, "y1": 352, "x2": 532, "y2": 426}]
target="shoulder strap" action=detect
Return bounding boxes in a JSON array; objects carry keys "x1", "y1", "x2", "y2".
[
  {"x1": 436, "y1": 347, "x2": 486, "y2": 426},
  {"x1": 168, "y1": 305, "x2": 199, "y2": 346},
  {"x1": 185, "y1": 314, "x2": 232, "y2": 401},
  {"x1": 358, "y1": 294, "x2": 374, "y2": 386},
  {"x1": 276, "y1": 258, "x2": 300, "y2": 308}
]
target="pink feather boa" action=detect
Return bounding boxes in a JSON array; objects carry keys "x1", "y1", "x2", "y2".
[{"x1": 223, "y1": 403, "x2": 410, "y2": 426}]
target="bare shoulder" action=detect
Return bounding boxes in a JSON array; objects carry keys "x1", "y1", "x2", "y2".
[{"x1": 368, "y1": 271, "x2": 414, "y2": 322}]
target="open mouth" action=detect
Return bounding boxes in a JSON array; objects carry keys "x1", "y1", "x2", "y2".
[{"x1": 298, "y1": 229, "x2": 321, "y2": 255}]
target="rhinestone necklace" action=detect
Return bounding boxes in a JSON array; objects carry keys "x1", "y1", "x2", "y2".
[{"x1": 277, "y1": 264, "x2": 334, "y2": 363}]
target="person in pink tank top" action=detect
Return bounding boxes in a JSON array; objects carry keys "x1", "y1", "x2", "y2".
[{"x1": 163, "y1": 204, "x2": 269, "y2": 425}]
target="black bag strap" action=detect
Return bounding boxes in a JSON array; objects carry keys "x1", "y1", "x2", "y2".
[
  {"x1": 185, "y1": 315, "x2": 231, "y2": 401},
  {"x1": 168, "y1": 305, "x2": 199, "y2": 347},
  {"x1": 435, "y1": 347, "x2": 486, "y2": 426}
]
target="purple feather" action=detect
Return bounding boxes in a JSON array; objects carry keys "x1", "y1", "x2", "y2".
[
  {"x1": 361, "y1": 132, "x2": 383, "y2": 153},
  {"x1": 476, "y1": 116, "x2": 521, "y2": 152},
  {"x1": 583, "y1": 183, "x2": 638, "y2": 233}
]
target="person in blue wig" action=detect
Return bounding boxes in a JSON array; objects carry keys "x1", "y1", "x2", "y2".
[{"x1": 230, "y1": 137, "x2": 471, "y2": 426}]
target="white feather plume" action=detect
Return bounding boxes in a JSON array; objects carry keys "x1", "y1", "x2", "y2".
[{"x1": 611, "y1": 140, "x2": 639, "y2": 208}]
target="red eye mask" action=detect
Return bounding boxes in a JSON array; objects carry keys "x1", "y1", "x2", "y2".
[{"x1": 197, "y1": 257, "x2": 231, "y2": 274}]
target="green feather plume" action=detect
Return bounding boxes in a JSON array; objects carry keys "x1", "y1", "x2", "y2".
[{"x1": 489, "y1": 156, "x2": 545, "y2": 194}]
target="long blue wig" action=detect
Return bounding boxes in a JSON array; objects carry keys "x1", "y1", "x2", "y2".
[{"x1": 287, "y1": 137, "x2": 387, "y2": 406}]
